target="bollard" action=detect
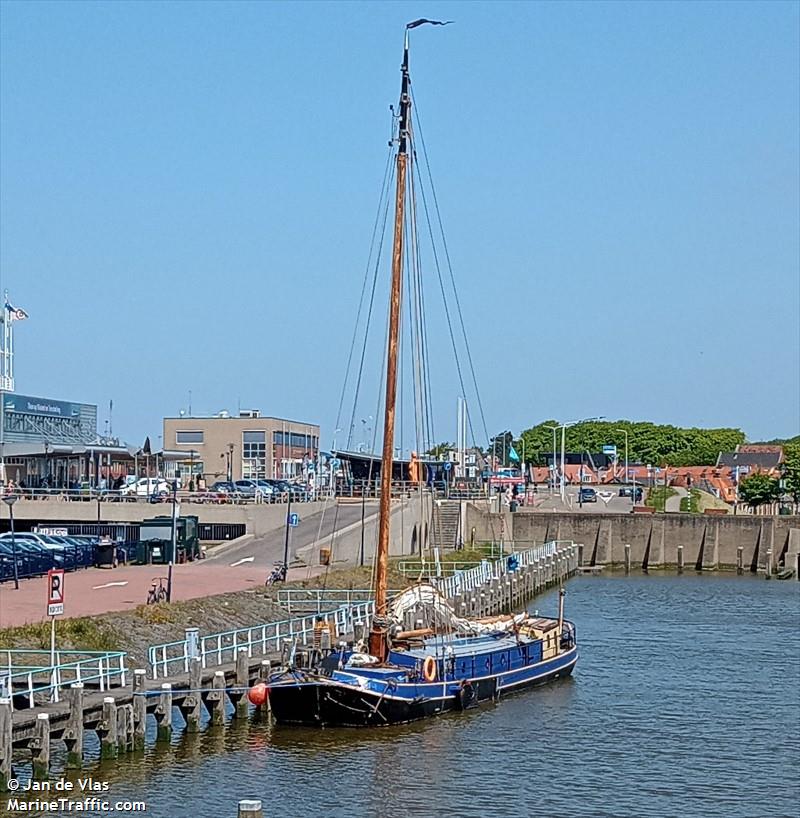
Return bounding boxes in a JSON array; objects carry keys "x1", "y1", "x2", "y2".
[
  {"x1": 765, "y1": 549, "x2": 772, "y2": 579},
  {"x1": 31, "y1": 713, "x2": 50, "y2": 778},
  {"x1": 65, "y1": 683, "x2": 84, "y2": 768},
  {"x1": 182, "y1": 657, "x2": 203, "y2": 733},
  {"x1": 624, "y1": 544, "x2": 631, "y2": 575},
  {"x1": 232, "y1": 649, "x2": 250, "y2": 719},
  {"x1": 100, "y1": 697, "x2": 118, "y2": 759},
  {"x1": 677, "y1": 545, "x2": 684, "y2": 575},
  {"x1": 0, "y1": 698, "x2": 11, "y2": 792},
  {"x1": 132, "y1": 670, "x2": 147, "y2": 751},
  {"x1": 155, "y1": 684, "x2": 173, "y2": 743},
  {"x1": 737, "y1": 546, "x2": 743, "y2": 576},
  {"x1": 238, "y1": 800, "x2": 264, "y2": 818}
]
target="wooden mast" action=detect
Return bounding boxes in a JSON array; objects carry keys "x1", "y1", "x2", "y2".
[{"x1": 368, "y1": 32, "x2": 411, "y2": 661}]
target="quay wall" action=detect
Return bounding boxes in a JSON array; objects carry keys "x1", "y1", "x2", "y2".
[
  {"x1": 465, "y1": 506, "x2": 800, "y2": 571},
  {"x1": 1, "y1": 499, "x2": 331, "y2": 537}
]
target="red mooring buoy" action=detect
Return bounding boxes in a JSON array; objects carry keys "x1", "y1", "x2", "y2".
[{"x1": 247, "y1": 682, "x2": 268, "y2": 706}]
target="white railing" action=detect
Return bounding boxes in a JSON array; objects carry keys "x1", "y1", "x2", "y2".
[
  {"x1": 0, "y1": 649, "x2": 127, "y2": 709},
  {"x1": 277, "y1": 588, "x2": 383, "y2": 614},
  {"x1": 148, "y1": 602, "x2": 375, "y2": 679}
]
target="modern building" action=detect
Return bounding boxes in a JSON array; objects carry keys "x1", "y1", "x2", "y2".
[{"x1": 163, "y1": 409, "x2": 320, "y2": 485}]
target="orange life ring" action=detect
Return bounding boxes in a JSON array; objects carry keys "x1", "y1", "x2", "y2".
[{"x1": 422, "y1": 655, "x2": 437, "y2": 682}]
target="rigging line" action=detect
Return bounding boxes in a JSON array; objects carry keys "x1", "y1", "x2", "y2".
[
  {"x1": 410, "y1": 88, "x2": 492, "y2": 448},
  {"x1": 407, "y1": 128, "x2": 436, "y2": 459},
  {"x1": 408, "y1": 146, "x2": 437, "y2": 455},
  {"x1": 345, "y1": 159, "x2": 396, "y2": 451},
  {"x1": 334, "y1": 144, "x2": 395, "y2": 443},
  {"x1": 412, "y1": 142, "x2": 484, "y2": 462}
]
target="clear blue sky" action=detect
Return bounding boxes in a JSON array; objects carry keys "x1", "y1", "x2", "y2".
[{"x1": 1, "y1": 0, "x2": 798, "y2": 450}]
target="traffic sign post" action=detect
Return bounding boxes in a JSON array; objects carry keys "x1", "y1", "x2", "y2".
[{"x1": 46, "y1": 569, "x2": 65, "y2": 700}]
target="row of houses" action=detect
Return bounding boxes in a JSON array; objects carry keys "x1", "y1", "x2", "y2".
[{"x1": 524, "y1": 444, "x2": 786, "y2": 504}]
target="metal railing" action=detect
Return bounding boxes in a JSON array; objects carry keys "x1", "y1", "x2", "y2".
[
  {"x1": 432, "y1": 540, "x2": 566, "y2": 599},
  {"x1": 148, "y1": 602, "x2": 376, "y2": 679},
  {"x1": 1, "y1": 649, "x2": 128, "y2": 709},
  {"x1": 277, "y1": 588, "x2": 385, "y2": 614}
]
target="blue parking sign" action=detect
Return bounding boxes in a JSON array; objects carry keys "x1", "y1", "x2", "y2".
[{"x1": 288, "y1": 513, "x2": 299, "y2": 527}]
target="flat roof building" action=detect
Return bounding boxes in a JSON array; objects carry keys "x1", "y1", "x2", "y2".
[{"x1": 163, "y1": 410, "x2": 320, "y2": 484}]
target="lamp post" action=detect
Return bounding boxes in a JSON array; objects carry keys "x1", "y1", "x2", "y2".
[
  {"x1": 616, "y1": 428, "x2": 630, "y2": 503},
  {"x1": 3, "y1": 494, "x2": 19, "y2": 590},
  {"x1": 227, "y1": 443, "x2": 234, "y2": 482},
  {"x1": 544, "y1": 425, "x2": 559, "y2": 496},
  {"x1": 557, "y1": 417, "x2": 605, "y2": 504},
  {"x1": 167, "y1": 478, "x2": 177, "y2": 602}
]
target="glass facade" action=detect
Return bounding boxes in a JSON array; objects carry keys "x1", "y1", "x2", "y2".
[{"x1": 243, "y1": 430, "x2": 266, "y2": 479}]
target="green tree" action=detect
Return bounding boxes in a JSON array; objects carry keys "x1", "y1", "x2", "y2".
[
  {"x1": 781, "y1": 443, "x2": 800, "y2": 509},
  {"x1": 425, "y1": 442, "x2": 453, "y2": 460},
  {"x1": 738, "y1": 472, "x2": 780, "y2": 509}
]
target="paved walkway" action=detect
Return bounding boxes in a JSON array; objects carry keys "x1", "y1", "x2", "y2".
[{"x1": 665, "y1": 487, "x2": 687, "y2": 513}]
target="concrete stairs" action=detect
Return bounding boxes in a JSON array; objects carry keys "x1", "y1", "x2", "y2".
[{"x1": 431, "y1": 500, "x2": 461, "y2": 551}]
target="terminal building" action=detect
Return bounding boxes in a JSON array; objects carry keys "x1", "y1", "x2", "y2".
[{"x1": 163, "y1": 409, "x2": 320, "y2": 484}]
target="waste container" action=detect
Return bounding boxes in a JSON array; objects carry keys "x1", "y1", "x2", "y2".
[{"x1": 96, "y1": 539, "x2": 116, "y2": 568}]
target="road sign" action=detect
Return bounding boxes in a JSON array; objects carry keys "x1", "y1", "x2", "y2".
[
  {"x1": 288, "y1": 513, "x2": 299, "y2": 527},
  {"x1": 443, "y1": 462, "x2": 452, "y2": 472},
  {"x1": 47, "y1": 569, "x2": 65, "y2": 617},
  {"x1": 602, "y1": 445, "x2": 617, "y2": 457}
]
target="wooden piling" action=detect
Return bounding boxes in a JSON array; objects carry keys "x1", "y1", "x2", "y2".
[
  {"x1": 0, "y1": 698, "x2": 13, "y2": 791},
  {"x1": 677, "y1": 545, "x2": 684, "y2": 574},
  {"x1": 577, "y1": 543, "x2": 584, "y2": 567},
  {"x1": 234, "y1": 649, "x2": 250, "y2": 718},
  {"x1": 65, "y1": 683, "x2": 84, "y2": 768},
  {"x1": 624, "y1": 544, "x2": 631, "y2": 575},
  {"x1": 180, "y1": 658, "x2": 203, "y2": 733},
  {"x1": 259, "y1": 660, "x2": 271, "y2": 715},
  {"x1": 155, "y1": 684, "x2": 173, "y2": 743},
  {"x1": 100, "y1": 697, "x2": 118, "y2": 759},
  {"x1": 238, "y1": 799, "x2": 264, "y2": 818},
  {"x1": 737, "y1": 546, "x2": 744, "y2": 575},
  {"x1": 117, "y1": 704, "x2": 134, "y2": 754},
  {"x1": 765, "y1": 549, "x2": 773, "y2": 579},
  {"x1": 31, "y1": 713, "x2": 50, "y2": 779},
  {"x1": 132, "y1": 669, "x2": 147, "y2": 751},
  {"x1": 207, "y1": 670, "x2": 226, "y2": 726}
]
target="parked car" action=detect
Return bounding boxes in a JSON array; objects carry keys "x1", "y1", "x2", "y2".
[
  {"x1": 618, "y1": 486, "x2": 644, "y2": 501},
  {"x1": 118, "y1": 478, "x2": 171, "y2": 499},
  {"x1": 578, "y1": 487, "x2": 597, "y2": 503},
  {"x1": 235, "y1": 479, "x2": 276, "y2": 502}
]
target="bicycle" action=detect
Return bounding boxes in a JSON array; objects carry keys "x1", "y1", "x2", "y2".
[{"x1": 146, "y1": 577, "x2": 169, "y2": 604}]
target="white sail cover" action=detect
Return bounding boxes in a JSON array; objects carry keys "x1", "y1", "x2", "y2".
[{"x1": 389, "y1": 583, "x2": 527, "y2": 635}]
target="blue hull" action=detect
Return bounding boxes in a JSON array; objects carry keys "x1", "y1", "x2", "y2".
[{"x1": 268, "y1": 647, "x2": 578, "y2": 727}]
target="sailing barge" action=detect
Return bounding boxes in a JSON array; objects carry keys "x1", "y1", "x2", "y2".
[{"x1": 267, "y1": 22, "x2": 578, "y2": 727}]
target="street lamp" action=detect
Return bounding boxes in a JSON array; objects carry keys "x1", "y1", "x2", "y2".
[
  {"x1": 616, "y1": 428, "x2": 631, "y2": 503},
  {"x1": 3, "y1": 494, "x2": 19, "y2": 590},
  {"x1": 556, "y1": 417, "x2": 605, "y2": 504},
  {"x1": 220, "y1": 444, "x2": 234, "y2": 483},
  {"x1": 544, "y1": 425, "x2": 559, "y2": 496}
]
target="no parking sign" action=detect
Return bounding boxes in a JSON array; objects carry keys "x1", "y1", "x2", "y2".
[{"x1": 47, "y1": 569, "x2": 65, "y2": 617}]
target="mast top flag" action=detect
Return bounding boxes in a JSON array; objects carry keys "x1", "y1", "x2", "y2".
[{"x1": 406, "y1": 19, "x2": 453, "y2": 29}]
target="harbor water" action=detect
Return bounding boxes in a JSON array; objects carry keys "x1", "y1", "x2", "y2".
[{"x1": 5, "y1": 574, "x2": 799, "y2": 818}]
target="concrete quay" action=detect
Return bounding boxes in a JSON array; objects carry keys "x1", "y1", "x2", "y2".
[{"x1": 467, "y1": 507, "x2": 800, "y2": 573}]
